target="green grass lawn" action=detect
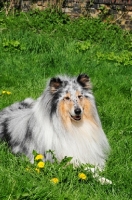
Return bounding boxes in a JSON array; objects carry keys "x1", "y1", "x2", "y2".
[{"x1": 0, "y1": 9, "x2": 132, "y2": 200}]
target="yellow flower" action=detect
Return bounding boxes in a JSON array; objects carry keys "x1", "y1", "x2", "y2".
[
  {"x1": 6, "y1": 91, "x2": 11, "y2": 95},
  {"x1": 50, "y1": 178, "x2": 59, "y2": 184},
  {"x1": 2, "y1": 91, "x2": 11, "y2": 95},
  {"x1": 35, "y1": 154, "x2": 44, "y2": 161},
  {"x1": 35, "y1": 168, "x2": 40, "y2": 173},
  {"x1": 78, "y1": 173, "x2": 87, "y2": 180},
  {"x1": 2, "y1": 91, "x2": 6, "y2": 94},
  {"x1": 37, "y1": 161, "x2": 45, "y2": 168}
]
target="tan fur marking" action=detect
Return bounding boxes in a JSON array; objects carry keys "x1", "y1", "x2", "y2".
[
  {"x1": 58, "y1": 94, "x2": 73, "y2": 129},
  {"x1": 58, "y1": 92, "x2": 96, "y2": 127},
  {"x1": 79, "y1": 76, "x2": 91, "y2": 89},
  {"x1": 50, "y1": 82, "x2": 61, "y2": 93},
  {"x1": 82, "y1": 98, "x2": 96, "y2": 125},
  {"x1": 76, "y1": 91, "x2": 81, "y2": 96}
]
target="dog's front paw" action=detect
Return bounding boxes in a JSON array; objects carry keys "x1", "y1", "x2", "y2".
[{"x1": 97, "y1": 177, "x2": 112, "y2": 185}]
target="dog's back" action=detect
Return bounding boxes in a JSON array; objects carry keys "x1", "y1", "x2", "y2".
[{"x1": 0, "y1": 98, "x2": 35, "y2": 158}]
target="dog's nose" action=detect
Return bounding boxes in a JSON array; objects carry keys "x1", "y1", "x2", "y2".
[{"x1": 74, "y1": 108, "x2": 81, "y2": 115}]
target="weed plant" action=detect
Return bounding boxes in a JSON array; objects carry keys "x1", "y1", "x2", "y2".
[{"x1": 0, "y1": 9, "x2": 132, "y2": 200}]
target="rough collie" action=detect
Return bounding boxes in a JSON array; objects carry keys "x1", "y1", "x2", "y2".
[{"x1": 0, "y1": 74, "x2": 110, "y2": 176}]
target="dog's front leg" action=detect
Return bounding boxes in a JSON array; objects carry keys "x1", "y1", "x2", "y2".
[{"x1": 85, "y1": 167, "x2": 112, "y2": 185}]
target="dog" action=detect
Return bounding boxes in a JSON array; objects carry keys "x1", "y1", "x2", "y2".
[{"x1": 0, "y1": 74, "x2": 111, "y2": 183}]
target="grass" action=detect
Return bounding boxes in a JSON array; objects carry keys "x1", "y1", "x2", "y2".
[{"x1": 0, "y1": 9, "x2": 132, "y2": 200}]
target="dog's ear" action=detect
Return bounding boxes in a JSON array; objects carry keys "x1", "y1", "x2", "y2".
[
  {"x1": 77, "y1": 74, "x2": 91, "y2": 89},
  {"x1": 49, "y1": 77, "x2": 63, "y2": 93}
]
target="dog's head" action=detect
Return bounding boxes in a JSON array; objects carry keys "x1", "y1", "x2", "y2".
[{"x1": 49, "y1": 74, "x2": 93, "y2": 124}]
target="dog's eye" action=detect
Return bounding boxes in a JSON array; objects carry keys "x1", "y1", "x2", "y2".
[
  {"x1": 64, "y1": 97, "x2": 70, "y2": 101},
  {"x1": 78, "y1": 95, "x2": 83, "y2": 99}
]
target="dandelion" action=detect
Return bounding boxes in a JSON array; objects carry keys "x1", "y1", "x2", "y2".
[
  {"x1": 78, "y1": 173, "x2": 87, "y2": 180},
  {"x1": 6, "y1": 91, "x2": 11, "y2": 95},
  {"x1": 35, "y1": 168, "x2": 40, "y2": 173},
  {"x1": 2, "y1": 91, "x2": 6, "y2": 94},
  {"x1": 35, "y1": 154, "x2": 44, "y2": 161},
  {"x1": 2, "y1": 90, "x2": 11, "y2": 95},
  {"x1": 37, "y1": 161, "x2": 45, "y2": 168},
  {"x1": 50, "y1": 178, "x2": 59, "y2": 184}
]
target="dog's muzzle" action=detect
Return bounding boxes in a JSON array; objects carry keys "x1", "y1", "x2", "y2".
[{"x1": 70, "y1": 108, "x2": 82, "y2": 121}]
